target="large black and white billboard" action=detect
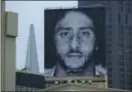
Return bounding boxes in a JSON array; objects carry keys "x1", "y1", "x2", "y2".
[{"x1": 44, "y1": 7, "x2": 106, "y2": 77}]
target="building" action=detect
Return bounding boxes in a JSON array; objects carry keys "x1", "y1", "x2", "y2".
[
  {"x1": 78, "y1": 1, "x2": 132, "y2": 90},
  {"x1": 39, "y1": 83, "x2": 129, "y2": 91},
  {"x1": 21, "y1": 24, "x2": 39, "y2": 74},
  {"x1": 1, "y1": 1, "x2": 18, "y2": 91},
  {"x1": 1, "y1": 1, "x2": 131, "y2": 91},
  {"x1": 16, "y1": 72, "x2": 45, "y2": 91},
  {"x1": 45, "y1": 76, "x2": 107, "y2": 88}
]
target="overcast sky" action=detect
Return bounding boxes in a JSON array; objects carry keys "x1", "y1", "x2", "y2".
[{"x1": 5, "y1": 1, "x2": 78, "y2": 73}]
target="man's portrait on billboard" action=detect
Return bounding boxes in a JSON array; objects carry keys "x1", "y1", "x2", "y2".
[{"x1": 44, "y1": 7, "x2": 107, "y2": 77}]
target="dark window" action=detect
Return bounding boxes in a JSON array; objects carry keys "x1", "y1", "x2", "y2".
[
  {"x1": 71, "y1": 80, "x2": 75, "y2": 83},
  {"x1": 108, "y1": 31, "x2": 112, "y2": 35},
  {"x1": 121, "y1": 25, "x2": 124, "y2": 30},
  {"x1": 108, "y1": 25, "x2": 112, "y2": 29},
  {"x1": 108, "y1": 37, "x2": 112, "y2": 41},
  {"x1": 108, "y1": 49, "x2": 112, "y2": 54},
  {"x1": 107, "y1": 61, "x2": 112, "y2": 65},
  {"x1": 108, "y1": 79, "x2": 112, "y2": 85},
  {"x1": 120, "y1": 30, "x2": 124, "y2": 35},
  {"x1": 128, "y1": 26, "x2": 132, "y2": 31},
  {"x1": 108, "y1": 72, "x2": 112, "y2": 78},
  {"x1": 119, "y1": 36, "x2": 124, "y2": 41},
  {"x1": 108, "y1": 68, "x2": 112, "y2": 72},
  {"x1": 109, "y1": 84, "x2": 112, "y2": 88},
  {"x1": 125, "y1": 14, "x2": 128, "y2": 25},
  {"x1": 108, "y1": 55, "x2": 112, "y2": 60},
  {"x1": 108, "y1": 43, "x2": 112, "y2": 47},
  {"x1": 126, "y1": 2, "x2": 131, "y2": 13},
  {"x1": 119, "y1": 43, "x2": 124, "y2": 48},
  {"x1": 109, "y1": 12, "x2": 112, "y2": 23},
  {"x1": 120, "y1": 84, "x2": 125, "y2": 89},
  {"x1": 62, "y1": 80, "x2": 67, "y2": 84},
  {"x1": 119, "y1": 42, "x2": 124, "y2": 48},
  {"x1": 120, "y1": 80, "x2": 125, "y2": 84},
  {"x1": 120, "y1": 68, "x2": 125, "y2": 72},
  {"x1": 118, "y1": 13, "x2": 121, "y2": 24},
  {"x1": 119, "y1": 60, "x2": 125, "y2": 65},
  {"x1": 119, "y1": 1, "x2": 123, "y2": 11}
]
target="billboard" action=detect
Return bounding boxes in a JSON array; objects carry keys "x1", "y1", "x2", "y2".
[{"x1": 44, "y1": 7, "x2": 106, "y2": 77}]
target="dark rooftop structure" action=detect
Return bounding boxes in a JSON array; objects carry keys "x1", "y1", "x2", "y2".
[{"x1": 16, "y1": 72, "x2": 45, "y2": 91}]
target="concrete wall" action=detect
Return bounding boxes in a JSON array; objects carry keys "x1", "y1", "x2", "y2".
[{"x1": 1, "y1": 1, "x2": 18, "y2": 91}]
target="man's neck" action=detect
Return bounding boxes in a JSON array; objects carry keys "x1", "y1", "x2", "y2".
[{"x1": 54, "y1": 61, "x2": 95, "y2": 77}]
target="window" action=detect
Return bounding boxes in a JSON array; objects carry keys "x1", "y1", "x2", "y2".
[
  {"x1": 125, "y1": 14, "x2": 128, "y2": 25},
  {"x1": 120, "y1": 25, "x2": 124, "y2": 30},
  {"x1": 119, "y1": 1, "x2": 123, "y2": 11},
  {"x1": 119, "y1": 60, "x2": 125, "y2": 65},
  {"x1": 108, "y1": 37, "x2": 112, "y2": 41},
  {"x1": 109, "y1": 84, "x2": 112, "y2": 88},
  {"x1": 119, "y1": 43, "x2": 124, "y2": 48},
  {"x1": 120, "y1": 80, "x2": 125, "y2": 84},
  {"x1": 108, "y1": 25, "x2": 112, "y2": 29},
  {"x1": 108, "y1": 49, "x2": 112, "y2": 54},
  {"x1": 108, "y1": 31, "x2": 112, "y2": 35},
  {"x1": 107, "y1": 61, "x2": 112, "y2": 65},
  {"x1": 119, "y1": 36, "x2": 124, "y2": 41},
  {"x1": 108, "y1": 68, "x2": 112, "y2": 72},
  {"x1": 128, "y1": 26, "x2": 132, "y2": 31},
  {"x1": 108, "y1": 43, "x2": 112, "y2": 47},
  {"x1": 118, "y1": 13, "x2": 121, "y2": 24},
  {"x1": 71, "y1": 80, "x2": 75, "y2": 83},
  {"x1": 120, "y1": 30, "x2": 124, "y2": 35},
  {"x1": 108, "y1": 79, "x2": 112, "y2": 85},
  {"x1": 109, "y1": 12, "x2": 112, "y2": 23},
  {"x1": 126, "y1": 2, "x2": 131, "y2": 13},
  {"x1": 119, "y1": 84, "x2": 125, "y2": 89},
  {"x1": 108, "y1": 55, "x2": 112, "y2": 60},
  {"x1": 120, "y1": 68, "x2": 125, "y2": 72},
  {"x1": 119, "y1": 42, "x2": 124, "y2": 48}
]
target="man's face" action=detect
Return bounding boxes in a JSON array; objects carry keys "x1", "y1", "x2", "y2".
[{"x1": 54, "y1": 11, "x2": 96, "y2": 69}]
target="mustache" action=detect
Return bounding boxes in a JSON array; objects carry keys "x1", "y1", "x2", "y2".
[{"x1": 66, "y1": 49, "x2": 82, "y2": 57}]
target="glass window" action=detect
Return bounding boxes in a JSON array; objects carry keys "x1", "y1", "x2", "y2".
[
  {"x1": 108, "y1": 31, "x2": 112, "y2": 35},
  {"x1": 118, "y1": 13, "x2": 121, "y2": 24},
  {"x1": 125, "y1": 14, "x2": 128, "y2": 25},
  {"x1": 109, "y1": 12, "x2": 112, "y2": 23},
  {"x1": 108, "y1": 79, "x2": 112, "y2": 85},
  {"x1": 108, "y1": 25, "x2": 112, "y2": 29},
  {"x1": 120, "y1": 68, "x2": 125, "y2": 72},
  {"x1": 108, "y1": 68, "x2": 112, "y2": 72},
  {"x1": 108, "y1": 55, "x2": 112, "y2": 60},
  {"x1": 119, "y1": 60, "x2": 125, "y2": 65},
  {"x1": 119, "y1": 1, "x2": 123, "y2": 11},
  {"x1": 107, "y1": 61, "x2": 112, "y2": 65},
  {"x1": 120, "y1": 80, "x2": 125, "y2": 84},
  {"x1": 108, "y1": 37, "x2": 112, "y2": 41},
  {"x1": 108, "y1": 49, "x2": 112, "y2": 54},
  {"x1": 108, "y1": 43, "x2": 112, "y2": 47}
]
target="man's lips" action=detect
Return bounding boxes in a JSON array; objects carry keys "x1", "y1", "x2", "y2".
[{"x1": 67, "y1": 53, "x2": 82, "y2": 57}]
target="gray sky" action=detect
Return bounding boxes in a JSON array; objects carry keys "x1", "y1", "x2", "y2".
[{"x1": 5, "y1": 1, "x2": 78, "y2": 73}]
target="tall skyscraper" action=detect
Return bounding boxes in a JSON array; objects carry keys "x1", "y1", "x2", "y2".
[
  {"x1": 22, "y1": 24, "x2": 39, "y2": 74},
  {"x1": 78, "y1": 1, "x2": 132, "y2": 90}
]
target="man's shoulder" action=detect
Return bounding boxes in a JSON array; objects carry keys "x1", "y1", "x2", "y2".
[
  {"x1": 44, "y1": 66, "x2": 56, "y2": 77},
  {"x1": 95, "y1": 64, "x2": 107, "y2": 77}
]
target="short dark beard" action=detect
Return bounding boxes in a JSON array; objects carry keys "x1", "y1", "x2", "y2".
[{"x1": 57, "y1": 53, "x2": 94, "y2": 74}]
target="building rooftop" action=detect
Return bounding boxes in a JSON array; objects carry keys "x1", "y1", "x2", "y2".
[{"x1": 39, "y1": 83, "x2": 130, "y2": 91}]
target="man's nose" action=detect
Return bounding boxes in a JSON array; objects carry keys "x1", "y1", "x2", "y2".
[{"x1": 70, "y1": 36, "x2": 80, "y2": 50}]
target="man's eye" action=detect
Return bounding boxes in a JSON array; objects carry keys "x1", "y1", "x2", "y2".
[
  {"x1": 60, "y1": 32, "x2": 69, "y2": 37},
  {"x1": 82, "y1": 31, "x2": 90, "y2": 36}
]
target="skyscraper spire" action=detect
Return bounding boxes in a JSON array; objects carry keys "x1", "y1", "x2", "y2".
[{"x1": 22, "y1": 24, "x2": 39, "y2": 74}]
